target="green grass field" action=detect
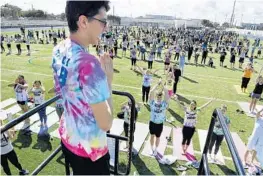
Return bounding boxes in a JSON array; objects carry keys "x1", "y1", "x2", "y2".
[{"x1": 1, "y1": 32, "x2": 263, "y2": 175}]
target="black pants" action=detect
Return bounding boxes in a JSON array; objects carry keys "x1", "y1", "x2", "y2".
[
  {"x1": 131, "y1": 58, "x2": 136, "y2": 66},
  {"x1": 142, "y1": 86, "x2": 150, "y2": 102},
  {"x1": 16, "y1": 44, "x2": 21, "y2": 54},
  {"x1": 174, "y1": 53, "x2": 180, "y2": 60},
  {"x1": 173, "y1": 80, "x2": 179, "y2": 94},
  {"x1": 1, "y1": 150, "x2": 23, "y2": 175},
  {"x1": 208, "y1": 132, "x2": 224, "y2": 155},
  {"x1": 157, "y1": 52, "x2": 161, "y2": 58},
  {"x1": 182, "y1": 126, "x2": 195, "y2": 145},
  {"x1": 209, "y1": 62, "x2": 213, "y2": 67},
  {"x1": 26, "y1": 45, "x2": 30, "y2": 51},
  {"x1": 241, "y1": 77, "x2": 250, "y2": 89},
  {"x1": 188, "y1": 51, "x2": 192, "y2": 60},
  {"x1": 148, "y1": 61, "x2": 153, "y2": 69},
  {"x1": 1, "y1": 43, "x2": 5, "y2": 52},
  {"x1": 201, "y1": 51, "x2": 208, "y2": 64},
  {"x1": 61, "y1": 142, "x2": 110, "y2": 175},
  {"x1": 114, "y1": 47, "x2": 117, "y2": 56}
]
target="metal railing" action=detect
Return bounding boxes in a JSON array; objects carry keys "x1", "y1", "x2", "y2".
[
  {"x1": 1, "y1": 90, "x2": 136, "y2": 175},
  {"x1": 197, "y1": 108, "x2": 246, "y2": 175}
]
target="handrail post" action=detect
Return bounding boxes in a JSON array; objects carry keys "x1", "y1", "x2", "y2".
[{"x1": 198, "y1": 109, "x2": 216, "y2": 175}]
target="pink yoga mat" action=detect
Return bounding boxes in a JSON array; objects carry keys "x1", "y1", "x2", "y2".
[{"x1": 173, "y1": 128, "x2": 195, "y2": 161}]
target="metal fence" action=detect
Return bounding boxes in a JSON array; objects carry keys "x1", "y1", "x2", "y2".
[
  {"x1": 1, "y1": 90, "x2": 136, "y2": 175},
  {"x1": 197, "y1": 108, "x2": 246, "y2": 175}
]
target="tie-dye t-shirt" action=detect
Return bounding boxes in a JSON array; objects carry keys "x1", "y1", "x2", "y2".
[{"x1": 52, "y1": 39, "x2": 110, "y2": 161}]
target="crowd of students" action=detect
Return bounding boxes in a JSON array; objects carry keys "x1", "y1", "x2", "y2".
[{"x1": 1, "y1": 1, "x2": 263, "y2": 175}]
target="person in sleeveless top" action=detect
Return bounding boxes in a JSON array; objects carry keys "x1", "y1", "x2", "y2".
[
  {"x1": 249, "y1": 68, "x2": 263, "y2": 114},
  {"x1": 175, "y1": 96, "x2": 214, "y2": 154}
]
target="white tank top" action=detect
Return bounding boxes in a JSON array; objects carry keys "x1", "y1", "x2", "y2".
[
  {"x1": 31, "y1": 88, "x2": 44, "y2": 105},
  {"x1": 14, "y1": 84, "x2": 28, "y2": 102},
  {"x1": 183, "y1": 109, "x2": 197, "y2": 127}
]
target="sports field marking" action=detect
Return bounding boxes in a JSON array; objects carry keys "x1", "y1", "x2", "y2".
[
  {"x1": 0, "y1": 80, "x2": 9, "y2": 82},
  {"x1": 1, "y1": 68, "x2": 242, "y2": 82}
]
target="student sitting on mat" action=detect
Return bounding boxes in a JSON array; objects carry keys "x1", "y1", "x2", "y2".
[
  {"x1": 208, "y1": 105, "x2": 230, "y2": 163},
  {"x1": 175, "y1": 96, "x2": 214, "y2": 155}
]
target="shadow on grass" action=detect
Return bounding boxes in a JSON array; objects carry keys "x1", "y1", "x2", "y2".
[
  {"x1": 216, "y1": 164, "x2": 236, "y2": 175},
  {"x1": 181, "y1": 76, "x2": 198, "y2": 84},
  {"x1": 167, "y1": 108, "x2": 184, "y2": 124},
  {"x1": 56, "y1": 153, "x2": 65, "y2": 166},
  {"x1": 133, "y1": 69, "x2": 143, "y2": 76},
  {"x1": 144, "y1": 104, "x2": 151, "y2": 112},
  {"x1": 12, "y1": 130, "x2": 32, "y2": 149},
  {"x1": 114, "y1": 68, "x2": 120, "y2": 73},
  {"x1": 32, "y1": 136, "x2": 52, "y2": 152},
  {"x1": 159, "y1": 162, "x2": 177, "y2": 175},
  {"x1": 177, "y1": 94, "x2": 191, "y2": 104},
  {"x1": 132, "y1": 155, "x2": 155, "y2": 175}
]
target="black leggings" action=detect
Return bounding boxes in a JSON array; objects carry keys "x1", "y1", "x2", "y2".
[
  {"x1": 208, "y1": 132, "x2": 224, "y2": 155},
  {"x1": 142, "y1": 86, "x2": 150, "y2": 102},
  {"x1": 173, "y1": 80, "x2": 179, "y2": 94},
  {"x1": 201, "y1": 51, "x2": 208, "y2": 64},
  {"x1": 148, "y1": 61, "x2": 153, "y2": 69},
  {"x1": 1, "y1": 43, "x2": 5, "y2": 52},
  {"x1": 131, "y1": 58, "x2": 137, "y2": 66},
  {"x1": 174, "y1": 53, "x2": 180, "y2": 60},
  {"x1": 188, "y1": 51, "x2": 193, "y2": 60},
  {"x1": 1, "y1": 150, "x2": 23, "y2": 175},
  {"x1": 16, "y1": 44, "x2": 21, "y2": 54},
  {"x1": 182, "y1": 126, "x2": 195, "y2": 145},
  {"x1": 241, "y1": 77, "x2": 250, "y2": 89}
]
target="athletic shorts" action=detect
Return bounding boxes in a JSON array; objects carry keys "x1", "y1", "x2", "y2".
[
  {"x1": 239, "y1": 57, "x2": 244, "y2": 63},
  {"x1": 149, "y1": 121, "x2": 163, "y2": 138},
  {"x1": 252, "y1": 93, "x2": 261, "y2": 99},
  {"x1": 168, "y1": 90, "x2": 174, "y2": 97},
  {"x1": 247, "y1": 135, "x2": 258, "y2": 151},
  {"x1": 7, "y1": 44, "x2": 11, "y2": 48},
  {"x1": 164, "y1": 62, "x2": 170, "y2": 65},
  {"x1": 17, "y1": 101, "x2": 27, "y2": 105},
  {"x1": 123, "y1": 47, "x2": 127, "y2": 51},
  {"x1": 258, "y1": 50, "x2": 261, "y2": 55}
]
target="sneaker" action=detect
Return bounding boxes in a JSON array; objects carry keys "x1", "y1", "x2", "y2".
[
  {"x1": 153, "y1": 149, "x2": 158, "y2": 157},
  {"x1": 176, "y1": 165, "x2": 187, "y2": 171},
  {"x1": 19, "y1": 169, "x2": 29, "y2": 175}
]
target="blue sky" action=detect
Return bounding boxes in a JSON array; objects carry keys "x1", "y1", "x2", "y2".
[{"x1": 1, "y1": 0, "x2": 263, "y2": 24}]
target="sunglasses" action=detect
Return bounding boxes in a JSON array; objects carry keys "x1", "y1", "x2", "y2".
[{"x1": 89, "y1": 17, "x2": 107, "y2": 28}]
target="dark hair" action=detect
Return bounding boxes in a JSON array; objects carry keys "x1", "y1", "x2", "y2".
[
  {"x1": 65, "y1": 1, "x2": 110, "y2": 33},
  {"x1": 191, "y1": 100, "x2": 197, "y2": 110},
  {"x1": 18, "y1": 75, "x2": 24, "y2": 79},
  {"x1": 34, "y1": 80, "x2": 42, "y2": 85}
]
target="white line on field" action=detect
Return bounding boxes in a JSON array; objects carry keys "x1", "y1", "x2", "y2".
[
  {"x1": 1, "y1": 69, "x2": 52, "y2": 77},
  {"x1": 0, "y1": 80, "x2": 9, "y2": 82}
]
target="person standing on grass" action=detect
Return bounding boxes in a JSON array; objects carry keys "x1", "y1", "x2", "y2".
[
  {"x1": 52, "y1": 1, "x2": 114, "y2": 175},
  {"x1": 148, "y1": 80, "x2": 170, "y2": 156},
  {"x1": 6, "y1": 35, "x2": 12, "y2": 55},
  {"x1": 172, "y1": 64, "x2": 181, "y2": 95},
  {"x1": 130, "y1": 47, "x2": 137, "y2": 70},
  {"x1": 208, "y1": 105, "x2": 230, "y2": 163},
  {"x1": 136, "y1": 65, "x2": 159, "y2": 104},
  {"x1": 174, "y1": 44, "x2": 181, "y2": 61},
  {"x1": 113, "y1": 39, "x2": 118, "y2": 57},
  {"x1": 0, "y1": 120, "x2": 29, "y2": 175},
  {"x1": 244, "y1": 109, "x2": 263, "y2": 168},
  {"x1": 219, "y1": 48, "x2": 227, "y2": 67},
  {"x1": 122, "y1": 39, "x2": 128, "y2": 57},
  {"x1": 1, "y1": 35, "x2": 5, "y2": 53},
  {"x1": 164, "y1": 51, "x2": 171, "y2": 74},
  {"x1": 28, "y1": 81, "x2": 47, "y2": 128},
  {"x1": 239, "y1": 48, "x2": 246, "y2": 68},
  {"x1": 7, "y1": 75, "x2": 30, "y2": 133},
  {"x1": 241, "y1": 63, "x2": 254, "y2": 93},
  {"x1": 201, "y1": 42, "x2": 208, "y2": 65},
  {"x1": 175, "y1": 96, "x2": 214, "y2": 155},
  {"x1": 230, "y1": 50, "x2": 236, "y2": 69},
  {"x1": 249, "y1": 67, "x2": 263, "y2": 114},
  {"x1": 257, "y1": 44, "x2": 262, "y2": 59},
  {"x1": 147, "y1": 51, "x2": 154, "y2": 69},
  {"x1": 179, "y1": 51, "x2": 186, "y2": 76}
]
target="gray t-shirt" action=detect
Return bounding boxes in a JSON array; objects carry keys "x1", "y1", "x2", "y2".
[{"x1": 1, "y1": 133, "x2": 13, "y2": 155}]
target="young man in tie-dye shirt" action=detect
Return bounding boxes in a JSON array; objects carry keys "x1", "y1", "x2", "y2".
[{"x1": 51, "y1": 1, "x2": 113, "y2": 175}]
